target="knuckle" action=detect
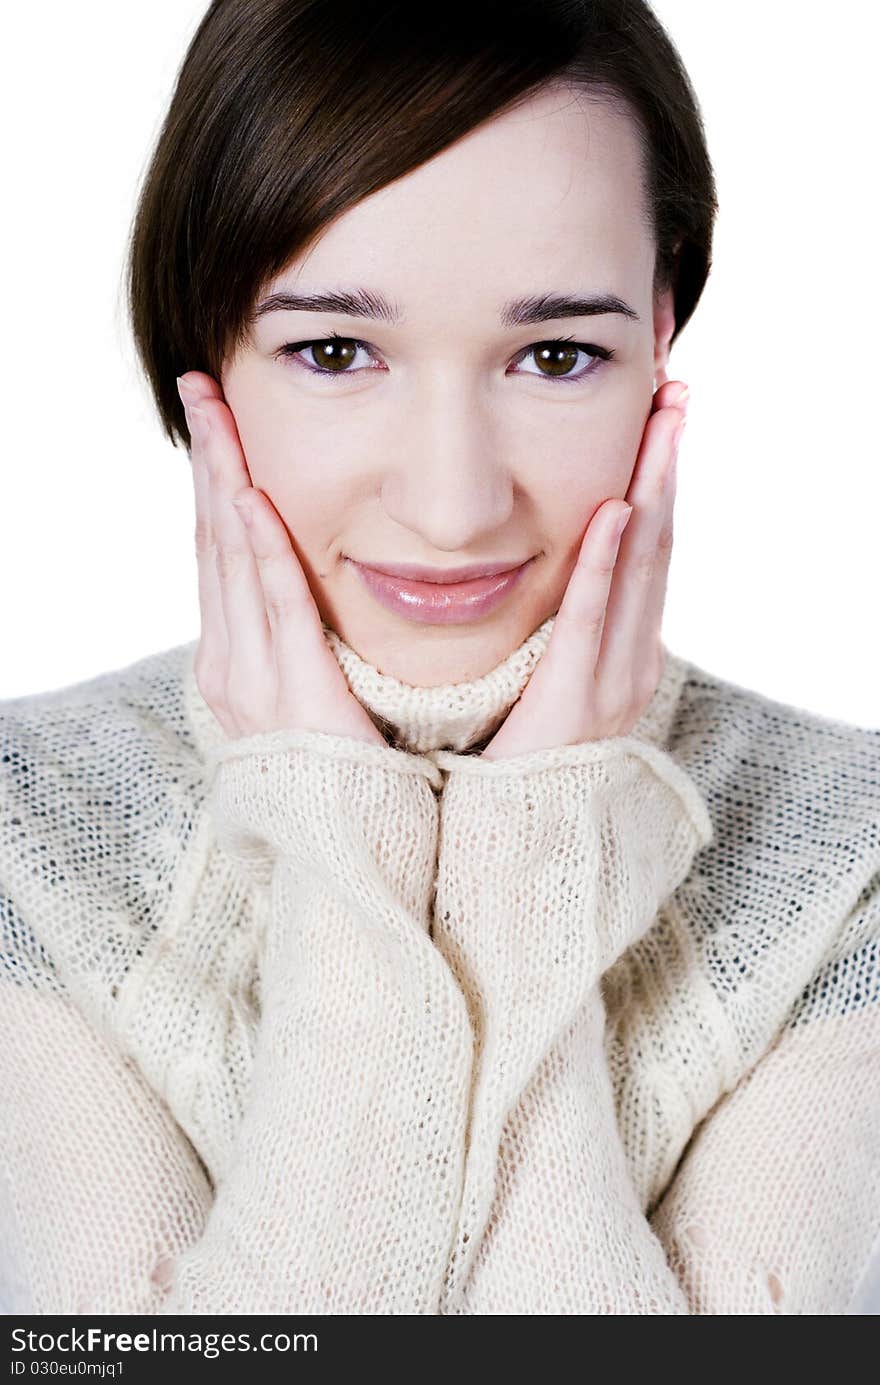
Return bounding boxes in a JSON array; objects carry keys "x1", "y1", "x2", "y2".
[
  {"x1": 264, "y1": 584, "x2": 301, "y2": 624},
  {"x1": 256, "y1": 555, "x2": 305, "y2": 622},
  {"x1": 654, "y1": 471, "x2": 671, "y2": 503},
  {"x1": 215, "y1": 543, "x2": 247, "y2": 581},
  {"x1": 593, "y1": 554, "x2": 617, "y2": 581},
  {"x1": 656, "y1": 518, "x2": 675, "y2": 555},
  {"x1": 194, "y1": 519, "x2": 214, "y2": 557},
  {"x1": 577, "y1": 604, "x2": 606, "y2": 637},
  {"x1": 632, "y1": 550, "x2": 657, "y2": 582}
]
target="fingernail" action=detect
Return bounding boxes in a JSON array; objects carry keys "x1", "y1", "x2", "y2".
[
  {"x1": 613, "y1": 504, "x2": 633, "y2": 541},
  {"x1": 674, "y1": 384, "x2": 690, "y2": 409},
  {"x1": 177, "y1": 375, "x2": 200, "y2": 404}
]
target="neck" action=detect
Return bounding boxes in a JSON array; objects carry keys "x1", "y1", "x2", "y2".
[
  {"x1": 322, "y1": 616, "x2": 557, "y2": 754},
  {"x1": 184, "y1": 618, "x2": 687, "y2": 761}
]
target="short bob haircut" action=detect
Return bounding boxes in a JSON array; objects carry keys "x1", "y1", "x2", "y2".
[{"x1": 126, "y1": 0, "x2": 718, "y2": 452}]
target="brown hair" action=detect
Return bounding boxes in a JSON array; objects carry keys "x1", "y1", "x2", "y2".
[{"x1": 125, "y1": 0, "x2": 718, "y2": 451}]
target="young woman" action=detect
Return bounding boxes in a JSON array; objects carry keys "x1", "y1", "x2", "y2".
[{"x1": 1, "y1": 0, "x2": 877, "y2": 1315}]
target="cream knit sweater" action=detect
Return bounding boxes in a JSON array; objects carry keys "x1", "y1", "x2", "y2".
[{"x1": 1, "y1": 616, "x2": 878, "y2": 1315}]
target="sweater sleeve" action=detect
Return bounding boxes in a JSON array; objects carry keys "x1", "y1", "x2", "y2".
[
  {"x1": 427, "y1": 734, "x2": 714, "y2": 1315},
  {"x1": 0, "y1": 956, "x2": 214, "y2": 1315},
  {"x1": 159, "y1": 728, "x2": 474, "y2": 1316},
  {"x1": 646, "y1": 869, "x2": 880, "y2": 1315}
]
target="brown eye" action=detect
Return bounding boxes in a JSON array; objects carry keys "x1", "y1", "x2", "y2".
[
  {"x1": 513, "y1": 339, "x2": 614, "y2": 385},
  {"x1": 308, "y1": 339, "x2": 360, "y2": 372},
  {"x1": 532, "y1": 342, "x2": 582, "y2": 377},
  {"x1": 276, "y1": 336, "x2": 376, "y2": 377}
]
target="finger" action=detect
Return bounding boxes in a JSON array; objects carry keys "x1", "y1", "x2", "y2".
[
  {"x1": 652, "y1": 377, "x2": 689, "y2": 416},
  {"x1": 179, "y1": 375, "x2": 237, "y2": 732},
  {"x1": 190, "y1": 415, "x2": 230, "y2": 683},
  {"x1": 178, "y1": 371, "x2": 225, "y2": 455},
  {"x1": 546, "y1": 377, "x2": 688, "y2": 675},
  {"x1": 178, "y1": 371, "x2": 226, "y2": 411},
  {"x1": 545, "y1": 497, "x2": 634, "y2": 681},
  {"x1": 598, "y1": 403, "x2": 683, "y2": 680},
  {"x1": 197, "y1": 403, "x2": 275, "y2": 718},
  {"x1": 237, "y1": 486, "x2": 338, "y2": 698},
  {"x1": 638, "y1": 418, "x2": 681, "y2": 662}
]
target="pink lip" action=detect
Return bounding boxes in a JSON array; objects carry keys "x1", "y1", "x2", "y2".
[
  {"x1": 347, "y1": 557, "x2": 536, "y2": 625},
  {"x1": 358, "y1": 558, "x2": 529, "y2": 583}
]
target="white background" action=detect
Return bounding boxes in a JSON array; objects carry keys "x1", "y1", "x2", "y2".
[{"x1": 1, "y1": 2, "x2": 877, "y2": 727}]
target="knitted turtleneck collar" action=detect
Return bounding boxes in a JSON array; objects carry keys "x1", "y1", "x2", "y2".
[{"x1": 183, "y1": 616, "x2": 688, "y2": 762}]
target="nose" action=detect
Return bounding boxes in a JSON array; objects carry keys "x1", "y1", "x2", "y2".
[{"x1": 379, "y1": 382, "x2": 515, "y2": 552}]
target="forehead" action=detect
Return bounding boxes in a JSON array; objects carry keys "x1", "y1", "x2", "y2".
[{"x1": 273, "y1": 87, "x2": 652, "y2": 322}]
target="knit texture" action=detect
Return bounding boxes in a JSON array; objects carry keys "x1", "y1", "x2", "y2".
[{"x1": 1, "y1": 616, "x2": 878, "y2": 1314}]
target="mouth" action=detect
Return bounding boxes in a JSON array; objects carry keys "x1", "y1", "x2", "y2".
[
  {"x1": 356, "y1": 558, "x2": 530, "y2": 583},
  {"x1": 346, "y1": 556, "x2": 537, "y2": 625}
]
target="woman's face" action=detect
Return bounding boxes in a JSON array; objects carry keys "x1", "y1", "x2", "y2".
[{"x1": 221, "y1": 83, "x2": 676, "y2": 686}]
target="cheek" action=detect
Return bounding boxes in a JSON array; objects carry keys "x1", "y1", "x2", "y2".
[
  {"x1": 506, "y1": 375, "x2": 647, "y2": 491},
  {"x1": 248, "y1": 462, "x2": 356, "y2": 564},
  {"x1": 523, "y1": 430, "x2": 641, "y2": 532},
  {"x1": 224, "y1": 402, "x2": 348, "y2": 528}
]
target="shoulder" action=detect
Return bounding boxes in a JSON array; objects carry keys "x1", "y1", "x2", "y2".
[
  {"x1": 1, "y1": 639, "x2": 206, "y2": 815},
  {"x1": 663, "y1": 651, "x2": 879, "y2": 1046},
  {"x1": 1, "y1": 638, "x2": 202, "y2": 747},
  {"x1": 0, "y1": 641, "x2": 206, "y2": 1000},
  {"x1": 668, "y1": 652, "x2": 879, "y2": 861}
]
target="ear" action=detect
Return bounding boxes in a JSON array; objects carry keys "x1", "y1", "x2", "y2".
[{"x1": 651, "y1": 283, "x2": 677, "y2": 391}]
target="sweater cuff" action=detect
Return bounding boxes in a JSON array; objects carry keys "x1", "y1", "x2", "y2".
[
  {"x1": 434, "y1": 735, "x2": 713, "y2": 978},
  {"x1": 432, "y1": 733, "x2": 712, "y2": 851},
  {"x1": 205, "y1": 729, "x2": 443, "y2": 906},
  {"x1": 207, "y1": 725, "x2": 444, "y2": 790}
]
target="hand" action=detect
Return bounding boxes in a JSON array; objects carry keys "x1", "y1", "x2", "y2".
[
  {"x1": 479, "y1": 379, "x2": 689, "y2": 760},
  {"x1": 178, "y1": 371, "x2": 387, "y2": 746}
]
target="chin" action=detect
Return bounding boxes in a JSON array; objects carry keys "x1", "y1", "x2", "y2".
[{"x1": 346, "y1": 607, "x2": 539, "y2": 688}]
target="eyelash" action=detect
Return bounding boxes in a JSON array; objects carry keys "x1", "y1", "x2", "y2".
[{"x1": 274, "y1": 330, "x2": 616, "y2": 386}]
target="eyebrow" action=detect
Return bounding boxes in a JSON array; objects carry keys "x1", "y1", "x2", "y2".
[{"x1": 251, "y1": 286, "x2": 641, "y2": 328}]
